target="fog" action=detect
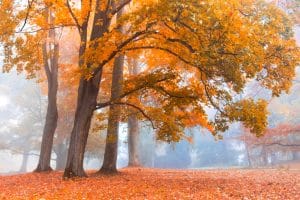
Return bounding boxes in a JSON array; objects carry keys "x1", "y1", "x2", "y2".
[
  {"x1": 1, "y1": 59, "x2": 300, "y2": 175},
  {"x1": 0, "y1": 17, "x2": 299, "y2": 176}
]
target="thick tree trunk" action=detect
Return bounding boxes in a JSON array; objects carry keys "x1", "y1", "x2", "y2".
[
  {"x1": 35, "y1": 10, "x2": 59, "y2": 172},
  {"x1": 63, "y1": 1, "x2": 112, "y2": 178},
  {"x1": 128, "y1": 113, "x2": 140, "y2": 167},
  {"x1": 63, "y1": 72, "x2": 102, "y2": 178},
  {"x1": 19, "y1": 152, "x2": 29, "y2": 172},
  {"x1": 100, "y1": 55, "x2": 124, "y2": 173}
]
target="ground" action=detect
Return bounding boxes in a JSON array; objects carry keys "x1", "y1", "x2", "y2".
[{"x1": 0, "y1": 168, "x2": 299, "y2": 199}]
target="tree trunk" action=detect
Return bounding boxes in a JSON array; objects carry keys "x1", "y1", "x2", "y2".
[
  {"x1": 35, "y1": 79, "x2": 58, "y2": 172},
  {"x1": 55, "y1": 143, "x2": 68, "y2": 170},
  {"x1": 99, "y1": 8, "x2": 125, "y2": 174},
  {"x1": 63, "y1": 72, "x2": 102, "y2": 177},
  {"x1": 127, "y1": 58, "x2": 140, "y2": 167},
  {"x1": 100, "y1": 54, "x2": 124, "y2": 173},
  {"x1": 245, "y1": 144, "x2": 252, "y2": 168},
  {"x1": 19, "y1": 152, "x2": 29, "y2": 172},
  {"x1": 63, "y1": 1, "x2": 112, "y2": 178},
  {"x1": 35, "y1": 9, "x2": 59, "y2": 172},
  {"x1": 261, "y1": 147, "x2": 268, "y2": 166},
  {"x1": 128, "y1": 113, "x2": 140, "y2": 167}
]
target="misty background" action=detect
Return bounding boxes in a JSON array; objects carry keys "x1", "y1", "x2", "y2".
[{"x1": 0, "y1": 19, "x2": 299, "y2": 175}]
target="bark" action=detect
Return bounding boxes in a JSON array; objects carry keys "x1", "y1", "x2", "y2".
[
  {"x1": 100, "y1": 54, "x2": 124, "y2": 173},
  {"x1": 128, "y1": 113, "x2": 140, "y2": 167},
  {"x1": 243, "y1": 136, "x2": 252, "y2": 168},
  {"x1": 99, "y1": 8, "x2": 125, "y2": 174},
  {"x1": 245, "y1": 144, "x2": 252, "y2": 168},
  {"x1": 63, "y1": 72, "x2": 102, "y2": 177},
  {"x1": 63, "y1": 1, "x2": 112, "y2": 178},
  {"x1": 55, "y1": 143, "x2": 68, "y2": 170},
  {"x1": 19, "y1": 152, "x2": 29, "y2": 172},
  {"x1": 35, "y1": 9, "x2": 59, "y2": 172},
  {"x1": 127, "y1": 58, "x2": 140, "y2": 167},
  {"x1": 261, "y1": 147, "x2": 268, "y2": 166},
  {"x1": 35, "y1": 72, "x2": 58, "y2": 172}
]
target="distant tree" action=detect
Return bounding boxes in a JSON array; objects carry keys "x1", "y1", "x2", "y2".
[
  {"x1": 0, "y1": 81, "x2": 45, "y2": 172},
  {"x1": 240, "y1": 124, "x2": 300, "y2": 166}
]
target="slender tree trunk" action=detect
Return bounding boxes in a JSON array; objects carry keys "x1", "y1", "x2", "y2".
[
  {"x1": 19, "y1": 152, "x2": 29, "y2": 172},
  {"x1": 63, "y1": 72, "x2": 102, "y2": 177},
  {"x1": 55, "y1": 143, "x2": 68, "y2": 170},
  {"x1": 262, "y1": 147, "x2": 268, "y2": 166},
  {"x1": 99, "y1": 8, "x2": 125, "y2": 174},
  {"x1": 127, "y1": 58, "x2": 140, "y2": 167},
  {"x1": 128, "y1": 113, "x2": 140, "y2": 167},
  {"x1": 243, "y1": 135, "x2": 252, "y2": 168},
  {"x1": 35, "y1": 77, "x2": 58, "y2": 172},
  {"x1": 100, "y1": 55, "x2": 124, "y2": 173},
  {"x1": 245, "y1": 144, "x2": 252, "y2": 168},
  {"x1": 35, "y1": 9, "x2": 59, "y2": 172}
]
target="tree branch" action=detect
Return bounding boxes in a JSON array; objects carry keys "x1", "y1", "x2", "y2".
[
  {"x1": 93, "y1": 29, "x2": 158, "y2": 75},
  {"x1": 110, "y1": 0, "x2": 132, "y2": 15},
  {"x1": 96, "y1": 101, "x2": 156, "y2": 129},
  {"x1": 16, "y1": 24, "x2": 76, "y2": 34},
  {"x1": 124, "y1": 45, "x2": 207, "y2": 74},
  {"x1": 66, "y1": 0, "x2": 82, "y2": 32},
  {"x1": 255, "y1": 142, "x2": 300, "y2": 147},
  {"x1": 19, "y1": 0, "x2": 35, "y2": 32},
  {"x1": 95, "y1": 75, "x2": 174, "y2": 109}
]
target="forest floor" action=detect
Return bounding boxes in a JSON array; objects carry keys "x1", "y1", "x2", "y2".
[{"x1": 0, "y1": 168, "x2": 299, "y2": 199}]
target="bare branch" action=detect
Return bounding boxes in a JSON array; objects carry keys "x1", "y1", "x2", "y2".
[
  {"x1": 110, "y1": 0, "x2": 132, "y2": 15},
  {"x1": 254, "y1": 142, "x2": 300, "y2": 147},
  {"x1": 95, "y1": 75, "x2": 174, "y2": 109},
  {"x1": 152, "y1": 85, "x2": 198, "y2": 99},
  {"x1": 66, "y1": 0, "x2": 82, "y2": 32},
  {"x1": 124, "y1": 45, "x2": 207, "y2": 74},
  {"x1": 113, "y1": 102, "x2": 156, "y2": 130},
  {"x1": 93, "y1": 29, "x2": 158, "y2": 75},
  {"x1": 16, "y1": 24, "x2": 76, "y2": 34},
  {"x1": 19, "y1": 0, "x2": 35, "y2": 32},
  {"x1": 200, "y1": 73, "x2": 225, "y2": 115}
]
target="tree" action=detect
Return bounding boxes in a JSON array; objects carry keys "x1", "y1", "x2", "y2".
[
  {"x1": 100, "y1": 8, "x2": 125, "y2": 173},
  {"x1": 35, "y1": 7, "x2": 59, "y2": 172},
  {"x1": 0, "y1": 1, "x2": 60, "y2": 172},
  {"x1": 0, "y1": 79, "x2": 46, "y2": 172},
  {"x1": 127, "y1": 58, "x2": 141, "y2": 167},
  {"x1": 238, "y1": 124, "x2": 300, "y2": 166}
]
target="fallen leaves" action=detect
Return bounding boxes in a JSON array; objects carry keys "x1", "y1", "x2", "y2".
[{"x1": 0, "y1": 168, "x2": 299, "y2": 199}]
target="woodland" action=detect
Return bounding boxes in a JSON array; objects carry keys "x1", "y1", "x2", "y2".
[{"x1": 0, "y1": 0, "x2": 300, "y2": 199}]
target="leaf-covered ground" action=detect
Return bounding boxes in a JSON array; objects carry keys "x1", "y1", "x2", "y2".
[{"x1": 0, "y1": 168, "x2": 299, "y2": 199}]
